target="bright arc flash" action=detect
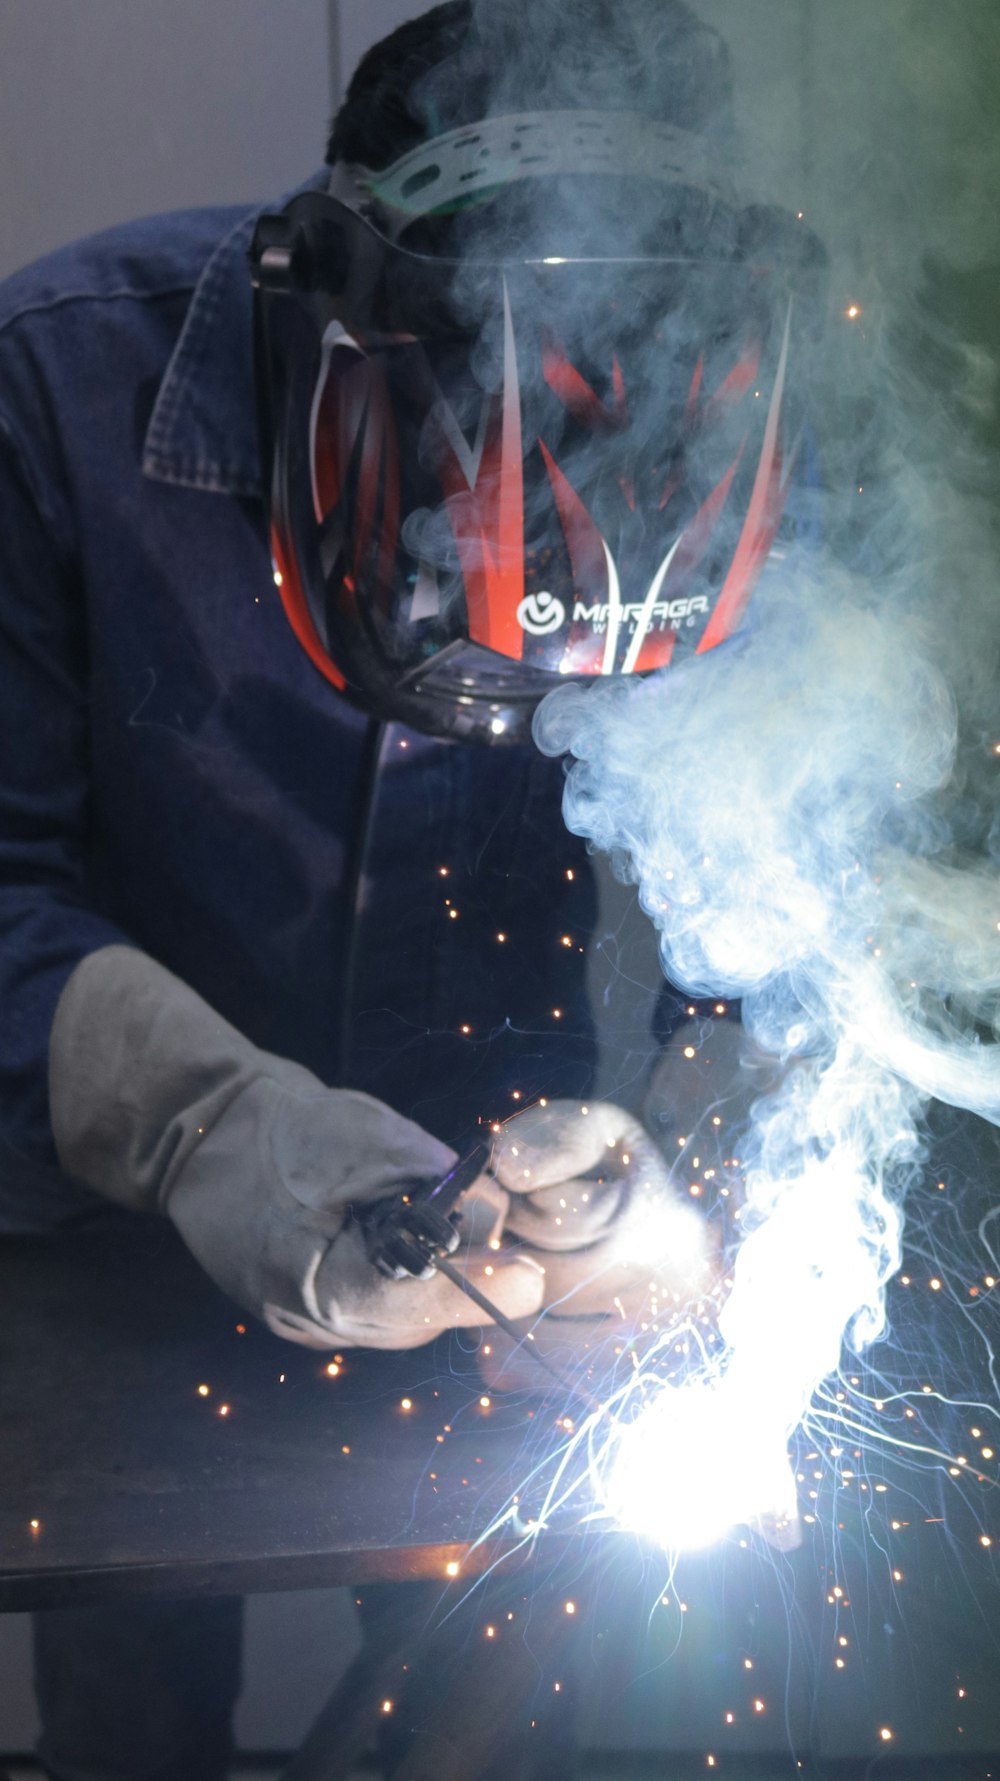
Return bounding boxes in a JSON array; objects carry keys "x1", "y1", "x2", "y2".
[
  {"x1": 606, "y1": 1373, "x2": 799, "y2": 1550},
  {"x1": 600, "y1": 1109, "x2": 900, "y2": 1551}
]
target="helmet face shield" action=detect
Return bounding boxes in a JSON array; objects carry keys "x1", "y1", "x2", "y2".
[{"x1": 253, "y1": 186, "x2": 822, "y2": 742}]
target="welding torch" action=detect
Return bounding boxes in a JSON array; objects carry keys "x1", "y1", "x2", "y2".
[{"x1": 355, "y1": 1142, "x2": 601, "y2": 1410}]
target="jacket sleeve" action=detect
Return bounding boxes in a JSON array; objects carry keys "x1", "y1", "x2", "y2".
[{"x1": 0, "y1": 407, "x2": 131, "y2": 1216}]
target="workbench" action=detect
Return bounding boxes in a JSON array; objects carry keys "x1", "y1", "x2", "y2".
[
  {"x1": 0, "y1": 1216, "x2": 573, "y2": 1612},
  {"x1": 5, "y1": 1155, "x2": 1000, "y2": 1779},
  {"x1": 0, "y1": 1216, "x2": 595, "y2": 1779}
]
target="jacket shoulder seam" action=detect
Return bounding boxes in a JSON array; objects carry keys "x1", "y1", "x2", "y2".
[{"x1": 0, "y1": 281, "x2": 198, "y2": 346}]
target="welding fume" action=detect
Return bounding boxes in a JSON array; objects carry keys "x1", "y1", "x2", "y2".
[{"x1": 2, "y1": 0, "x2": 997, "y2": 1772}]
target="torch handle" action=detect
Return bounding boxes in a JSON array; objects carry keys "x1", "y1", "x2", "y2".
[{"x1": 357, "y1": 1141, "x2": 490, "y2": 1280}]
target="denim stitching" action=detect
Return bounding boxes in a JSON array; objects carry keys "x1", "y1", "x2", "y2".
[{"x1": 142, "y1": 210, "x2": 260, "y2": 497}]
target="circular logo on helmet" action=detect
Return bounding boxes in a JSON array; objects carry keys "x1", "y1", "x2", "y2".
[{"x1": 516, "y1": 591, "x2": 566, "y2": 636}]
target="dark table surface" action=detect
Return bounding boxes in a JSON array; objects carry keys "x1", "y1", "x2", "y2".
[
  {"x1": 0, "y1": 1217, "x2": 575, "y2": 1612},
  {"x1": 6, "y1": 1142, "x2": 1000, "y2": 1769}
]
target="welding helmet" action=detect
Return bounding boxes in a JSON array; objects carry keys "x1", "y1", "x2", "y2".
[{"x1": 251, "y1": 112, "x2": 825, "y2": 743}]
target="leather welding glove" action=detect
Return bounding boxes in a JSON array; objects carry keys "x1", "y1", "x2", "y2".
[
  {"x1": 479, "y1": 1099, "x2": 717, "y2": 1394},
  {"x1": 490, "y1": 1098, "x2": 715, "y2": 1315},
  {"x1": 49, "y1": 945, "x2": 545, "y2": 1350}
]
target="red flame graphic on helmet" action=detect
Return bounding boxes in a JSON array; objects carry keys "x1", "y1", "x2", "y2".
[
  {"x1": 433, "y1": 283, "x2": 528, "y2": 661},
  {"x1": 297, "y1": 294, "x2": 796, "y2": 689},
  {"x1": 431, "y1": 286, "x2": 795, "y2": 675}
]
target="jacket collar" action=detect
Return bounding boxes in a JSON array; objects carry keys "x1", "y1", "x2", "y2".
[{"x1": 142, "y1": 175, "x2": 328, "y2": 501}]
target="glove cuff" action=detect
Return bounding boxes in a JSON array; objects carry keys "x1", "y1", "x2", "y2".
[{"x1": 49, "y1": 944, "x2": 320, "y2": 1210}]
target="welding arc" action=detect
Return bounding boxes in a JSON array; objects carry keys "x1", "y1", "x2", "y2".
[{"x1": 431, "y1": 1253, "x2": 604, "y2": 1415}]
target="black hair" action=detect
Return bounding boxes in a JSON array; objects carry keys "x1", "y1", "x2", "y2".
[
  {"x1": 325, "y1": 0, "x2": 732, "y2": 172},
  {"x1": 326, "y1": 3, "x2": 474, "y2": 170}
]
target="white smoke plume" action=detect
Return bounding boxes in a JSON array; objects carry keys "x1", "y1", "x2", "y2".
[
  {"x1": 398, "y1": 0, "x2": 1000, "y2": 1543},
  {"x1": 524, "y1": 0, "x2": 1000, "y2": 1540}
]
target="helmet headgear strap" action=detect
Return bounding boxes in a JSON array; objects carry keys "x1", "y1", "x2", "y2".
[{"x1": 331, "y1": 109, "x2": 732, "y2": 244}]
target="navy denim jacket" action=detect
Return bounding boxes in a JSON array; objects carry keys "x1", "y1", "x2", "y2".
[{"x1": 0, "y1": 198, "x2": 597, "y2": 1230}]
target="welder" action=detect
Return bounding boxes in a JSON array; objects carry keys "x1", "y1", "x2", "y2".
[{"x1": 0, "y1": 1, "x2": 823, "y2": 1773}]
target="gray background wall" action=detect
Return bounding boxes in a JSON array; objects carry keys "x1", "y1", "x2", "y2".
[{"x1": 0, "y1": 0, "x2": 335, "y2": 280}]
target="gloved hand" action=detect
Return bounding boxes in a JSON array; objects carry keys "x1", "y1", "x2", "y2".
[
  {"x1": 479, "y1": 1098, "x2": 717, "y2": 1392},
  {"x1": 491, "y1": 1098, "x2": 715, "y2": 1311},
  {"x1": 49, "y1": 946, "x2": 545, "y2": 1350}
]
